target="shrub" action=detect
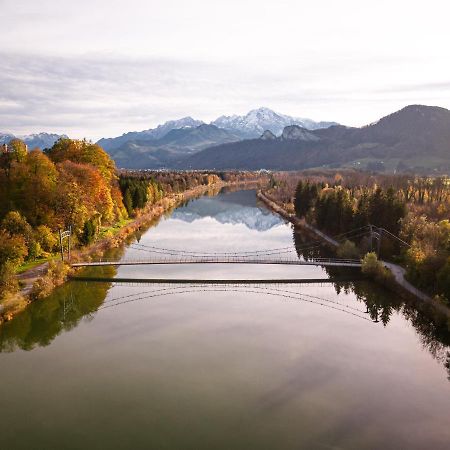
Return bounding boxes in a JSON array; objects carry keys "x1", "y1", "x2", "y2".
[
  {"x1": 361, "y1": 252, "x2": 393, "y2": 283},
  {"x1": 1, "y1": 211, "x2": 33, "y2": 242},
  {"x1": 81, "y1": 220, "x2": 96, "y2": 245},
  {"x1": 0, "y1": 260, "x2": 19, "y2": 296},
  {"x1": 0, "y1": 230, "x2": 28, "y2": 267},
  {"x1": 336, "y1": 240, "x2": 360, "y2": 259},
  {"x1": 30, "y1": 260, "x2": 70, "y2": 300},
  {"x1": 35, "y1": 225, "x2": 58, "y2": 253}
]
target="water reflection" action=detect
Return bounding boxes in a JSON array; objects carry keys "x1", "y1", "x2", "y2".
[
  {"x1": 173, "y1": 189, "x2": 283, "y2": 231},
  {"x1": 2, "y1": 188, "x2": 450, "y2": 386},
  {"x1": 2, "y1": 188, "x2": 450, "y2": 450},
  {"x1": 0, "y1": 266, "x2": 115, "y2": 352},
  {"x1": 293, "y1": 227, "x2": 450, "y2": 378}
]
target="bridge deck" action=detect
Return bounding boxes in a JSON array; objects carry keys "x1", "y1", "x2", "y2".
[{"x1": 71, "y1": 258, "x2": 362, "y2": 268}]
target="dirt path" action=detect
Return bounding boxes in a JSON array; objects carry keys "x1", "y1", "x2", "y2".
[{"x1": 18, "y1": 262, "x2": 49, "y2": 296}]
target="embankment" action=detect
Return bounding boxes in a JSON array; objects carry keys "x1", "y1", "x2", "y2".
[{"x1": 257, "y1": 190, "x2": 449, "y2": 317}]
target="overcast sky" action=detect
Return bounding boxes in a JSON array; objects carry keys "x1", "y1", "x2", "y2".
[{"x1": 1, "y1": 0, "x2": 450, "y2": 140}]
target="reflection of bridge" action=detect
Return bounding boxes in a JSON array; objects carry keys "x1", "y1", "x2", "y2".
[
  {"x1": 71, "y1": 257, "x2": 362, "y2": 268},
  {"x1": 68, "y1": 281, "x2": 375, "y2": 322}
]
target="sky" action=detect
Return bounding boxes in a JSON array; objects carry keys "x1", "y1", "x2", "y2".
[{"x1": 1, "y1": 0, "x2": 450, "y2": 140}]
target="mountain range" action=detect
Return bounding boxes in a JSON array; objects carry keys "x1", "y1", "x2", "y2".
[
  {"x1": 2, "y1": 105, "x2": 449, "y2": 173},
  {"x1": 0, "y1": 132, "x2": 66, "y2": 150},
  {"x1": 182, "y1": 105, "x2": 450, "y2": 173},
  {"x1": 95, "y1": 107, "x2": 337, "y2": 169}
]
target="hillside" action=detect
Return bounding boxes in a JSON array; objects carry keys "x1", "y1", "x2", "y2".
[
  {"x1": 108, "y1": 124, "x2": 242, "y2": 169},
  {"x1": 181, "y1": 105, "x2": 450, "y2": 173},
  {"x1": 96, "y1": 107, "x2": 337, "y2": 168}
]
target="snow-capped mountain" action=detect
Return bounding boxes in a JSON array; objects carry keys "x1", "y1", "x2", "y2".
[
  {"x1": 98, "y1": 117, "x2": 204, "y2": 152},
  {"x1": 212, "y1": 107, "x2": 337, "y2": 138},
  {"x1": 0, "y1": 132, "x2": 66, "y2": 149}
]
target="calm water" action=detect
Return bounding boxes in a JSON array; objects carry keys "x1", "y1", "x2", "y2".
[{"x1": 1, "y1": 189, "x2": 449, "y2": 450}]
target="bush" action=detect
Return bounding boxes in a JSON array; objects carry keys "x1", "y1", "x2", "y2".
[
  {"x1": 0, "y1": 260, "x2": 19, "y2": 296},
  {"x1": 81, "y1": 220, "x2": 96, "y2": 245},
  {"x1": 30, "y1": 260, "x2": 70, "y2": 300},
  {"x1": 437, "y1": 258, "x2": 450, "y2": 303},
  {"x1": 0, "y1": 230, "x2": 28, "y2": 267},
  {"x1": 336, "y1": 240, "x2": 360, "y2": 259},
  {"x1": 28, "y1": 241, "x2": 43, "y2": 260},
  {"x1": 0, "y1": 292, "x2": 28, "y2": 320},
  {"x1": 35, "y1": 225, "x2": 58, "y2": 253},
  {"x1": 361, "y1": 252, "x2": 393, "y2": 283},
  {"x1": 1, "y1": 211, "x2": 33, "y2": 242}
]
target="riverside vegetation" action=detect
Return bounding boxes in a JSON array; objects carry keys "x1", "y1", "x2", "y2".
[
  {"x1": 0, "y1": 137, "x2": 266, "y2": 322},
  {"x1": 267, "y1": 171, "x2": 450, "y2": 305}
]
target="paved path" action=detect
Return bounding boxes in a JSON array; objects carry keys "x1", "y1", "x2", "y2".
[{"x1": 382, "y1": 261, "x2": 431, "y2": 301}]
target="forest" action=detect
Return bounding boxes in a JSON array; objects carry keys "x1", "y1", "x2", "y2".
[
  {"x1": 0, "y1": 138, "x2": 226, "y2": 318},
  {"x1": 268, "y1": 171, "x2": 450, "y2": 303}
]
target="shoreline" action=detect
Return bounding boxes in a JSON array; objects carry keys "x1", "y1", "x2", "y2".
[
  {"x1": 1, "y1": 180, "x2": 262, "y2": 325},
  {"x1": 257, "y1": 190, "x2": 450, "y2": 317}
]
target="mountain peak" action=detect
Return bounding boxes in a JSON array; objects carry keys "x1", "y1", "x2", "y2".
[
  {"x1": 260, "y1": 130, "x2": 277, "y2": 140},
  {"x1": 281, "y1": 125, "x2": 320, "y2": 141},
  {"x1": 211, "y1": 107, "x2": 335, "y2": 138}
]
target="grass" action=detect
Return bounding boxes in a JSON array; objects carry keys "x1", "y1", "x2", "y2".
[
  {"x1": 98, "y1": 218, "x2": 133, "y2": 238},
  {"x1": 17, "y1": 257, "x2": 49, "y2": 274}
]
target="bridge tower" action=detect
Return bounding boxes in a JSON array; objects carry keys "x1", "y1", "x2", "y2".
[{"x1": 59, "y1": 226, "x2": 72, "y2": 262}]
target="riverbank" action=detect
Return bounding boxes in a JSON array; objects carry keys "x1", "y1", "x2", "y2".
[
  {"x1": 257, "y1": 190, "x2": 450, "y2": 317},
  {"x1": 1, "y1": 180, "x2": 262, "y2": 325}
]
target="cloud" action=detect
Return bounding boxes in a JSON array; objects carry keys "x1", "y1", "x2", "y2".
[{"x1": 1, "y1": 51, "x2": 449, "y2": 140}]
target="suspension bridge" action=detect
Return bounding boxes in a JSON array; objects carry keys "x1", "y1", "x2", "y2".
[
  {"x1": 71, "y1": 256, "x2": 362, "y2": 268},
  {"x1": 69, "y1": 223, "x2": 412, "y2": 282}
]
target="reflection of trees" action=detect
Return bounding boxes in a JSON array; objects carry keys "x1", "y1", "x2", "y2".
[
  {"x1": 0, "y1": 265, "x2": 116, "y2": 352},
  {"x1": 293, "y1": 228, "x2": 450, "y2": 379},
  {"x1": 445, "y1": 352, "x2": 450, "y2": 381}
]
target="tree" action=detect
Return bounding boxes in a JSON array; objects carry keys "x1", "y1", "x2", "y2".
[
  {"x1": 0, "y1": 230, "x2": 28, "y2": 267},
  {"x1": 1, "y1": 211, "x2": 33, "y2": 244},
  {"x1": 34, "y1": 225, "x2": 58, "y2": 253},
  {"x1": 437, "y1": 258, "x2": 450, "y2": 301},
  {"x1": 8, "y1": 138, "x2": 27, "y2": 163},
  {"x1": 81, "y1": 220, "x2": 96, "y2": 245},
  {"x1": 47, "y1": 138, "x2": 115, "y2": 183}
]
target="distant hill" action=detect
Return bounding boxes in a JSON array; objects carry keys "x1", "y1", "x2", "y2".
[
  {"x1": 97, "y1": 117, "x2": 204, "y2": 152},
  {"x1": 181, "y1": 105, "x2": 450, "y2": 173},
  {"x1": 107, "y1": 124, "x2": 242, "y2": 169},
  {"x1": 0, "y1": 132, "x2": 66, "y2": 150}
]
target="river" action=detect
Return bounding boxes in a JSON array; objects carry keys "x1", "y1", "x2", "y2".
[{"x1": 1, "y1": 188, "x2": 449, "y2": 449}]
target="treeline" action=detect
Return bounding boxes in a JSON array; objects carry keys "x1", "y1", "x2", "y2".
[
  {"x1": 119, "y1": 170, "x2": 221, "y2": 194},
  {"x1": 119, "y1": 176, "x2": 164, "y2": 216},
  {"x1": 289, "y1": 176, "x2": 450, "y2": 302},
  {"x1": 119, "y1": 169, "x2": 269, "y2": 194},
  {"x1": 294, "y1": 180, "x2": 406, "y2": 236},
  {"x1": 276, "y1": 171, "x2": 450, "y2": 218}
]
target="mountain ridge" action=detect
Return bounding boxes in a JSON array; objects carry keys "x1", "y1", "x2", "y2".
[
  {"x1": 181, "y1": 105, "x2": 450, "y2": 173},
  {"x1": 0, "y1": 132, "x2": 67, "y2": 149}
]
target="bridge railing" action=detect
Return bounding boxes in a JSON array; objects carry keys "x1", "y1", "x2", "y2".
[{"x1": 72, "y1": 256, "x2": 362, "y2": 266}]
